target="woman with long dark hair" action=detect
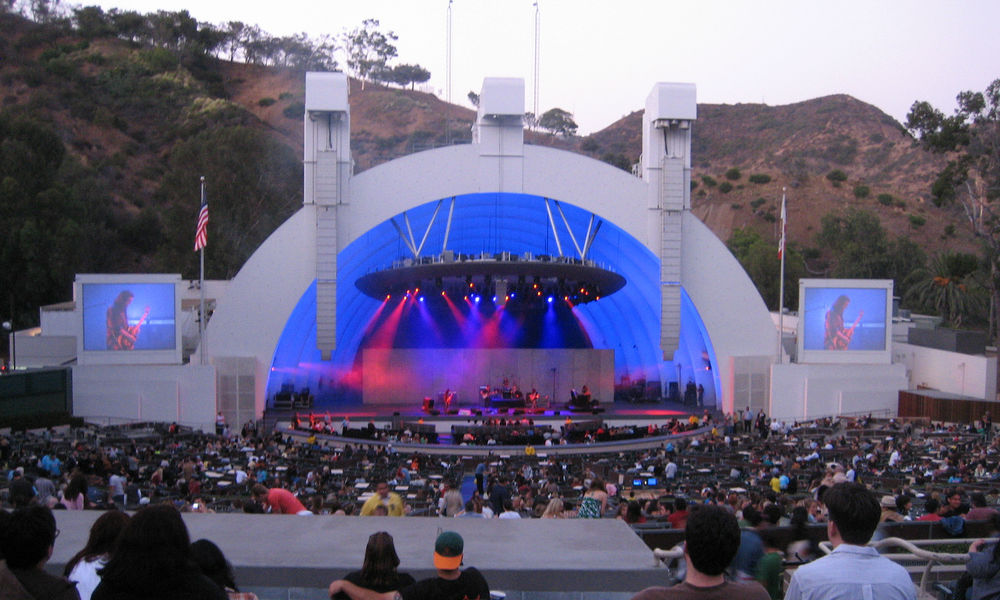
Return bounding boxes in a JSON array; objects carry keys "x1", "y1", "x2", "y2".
[
  {"x1": 64, "y1": 510, "x2": 131, "y2": 600},
  {"x1": 332, "y1": 532, "x2": 414, "y2": 600},
  {"x1": 91, "y1": 504, "x2": 226, "y2": 600},
  {"x1": 61, "y1": 473, "x2": 89, "y2": 510},
  {"x1": 190, "y1": 539, "x2": 257, "y2": 600}
]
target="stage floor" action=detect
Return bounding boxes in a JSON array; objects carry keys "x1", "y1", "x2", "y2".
[{"x1": 271, "y1": 399, "x2": 707, "y2": 431}]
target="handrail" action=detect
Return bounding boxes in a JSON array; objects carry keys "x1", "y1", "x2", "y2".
[{"x1": 653, "y1": 537, "x2": 971, "y2": 594}]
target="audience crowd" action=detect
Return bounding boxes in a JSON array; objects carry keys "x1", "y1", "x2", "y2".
[{"x1": 2, "y1": 409, "x2": 1000, "y2": 598}]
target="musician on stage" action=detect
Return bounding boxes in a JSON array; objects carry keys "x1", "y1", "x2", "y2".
[{"x1": 824, "y1": 295, "x2": 863, "y2": 350}]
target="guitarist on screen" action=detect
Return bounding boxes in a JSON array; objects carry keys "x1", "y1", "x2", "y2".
[
  {"x1": 106, "y1": 290, "x2": 150, "y2": 350},
  {"x1": 824, "y1": 294, "x2": 864, "y2": 350}
]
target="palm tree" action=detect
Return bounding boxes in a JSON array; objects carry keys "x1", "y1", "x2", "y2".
[{"x1": 904, "y1": 251, "x2": 985, "y2": 328}]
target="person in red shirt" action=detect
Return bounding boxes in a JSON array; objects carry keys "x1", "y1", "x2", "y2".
[
  {"x1": 916, "y1": 498, "x2": 945, "y2": 522},
  {"x1": 667, "y1": 498, "x2": 689, "y2": 529},
  {"x1": 252, "y1": 484, "x2": 312, "y2": 515}
]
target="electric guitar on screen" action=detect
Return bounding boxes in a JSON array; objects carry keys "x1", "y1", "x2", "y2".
[
  {"x1": 833, "y1": 310, "x2": 864, "y2": 350},
  {"x1": 116, "y1": 306, "x2": 150, "y2": 350}
]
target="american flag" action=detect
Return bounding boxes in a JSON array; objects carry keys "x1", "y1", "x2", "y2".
[{"x1": 194, "y1": 196, "x2": 209, "y2": 252}]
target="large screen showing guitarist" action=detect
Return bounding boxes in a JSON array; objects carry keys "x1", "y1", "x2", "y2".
[
  {"x1": 106, "y1": 290, "x2": 151, "y2": 351},
  {"x1": 823, "y1": 294, "x2": 863, "y2": 351}
]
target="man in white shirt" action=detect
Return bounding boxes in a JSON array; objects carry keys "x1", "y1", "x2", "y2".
[
  {"x1": 784, "y1": 482, "x2": 916, "y2": 600},
  {"x1": 664, "y1": 459, "x2": 678, "y2": 480}
]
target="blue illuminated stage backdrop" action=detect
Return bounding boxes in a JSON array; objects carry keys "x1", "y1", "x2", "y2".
[{"x1": 266, "y1": 194, "x2": 722, "y2": 407}]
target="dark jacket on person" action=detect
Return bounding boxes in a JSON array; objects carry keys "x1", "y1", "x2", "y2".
[{"x1": 91, "y1": 568, "x2": 226, "y2": 600}]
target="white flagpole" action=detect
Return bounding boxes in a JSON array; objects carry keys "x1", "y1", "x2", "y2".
[
  {"x1": 199, "y1": 176, "x2": 206, "y2": 366},
  {"x1": 777, "y1": 187, "x2": 787, "y2": 363}
]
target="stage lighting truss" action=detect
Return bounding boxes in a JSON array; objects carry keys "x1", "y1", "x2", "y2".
[
  {"x1": 355, "y1": 196, "x2": 626, "y2": 308},
  {"x1": 355, "y1": 252, "x2": 626, "y2": 308}
]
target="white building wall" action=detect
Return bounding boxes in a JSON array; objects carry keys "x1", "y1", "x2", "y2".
[
  {"x1": 771, "y1": 362, "x2": 908, "y2": 420},
  {"x1": 72, "y1": 364, "x2": 216, "y2": 430},
  {"x1": 197, "y1": 206, "x2": 318, "y2": 418},
  {"x1": 894, "y1": 342, "x2": 997, "y2": 400}
]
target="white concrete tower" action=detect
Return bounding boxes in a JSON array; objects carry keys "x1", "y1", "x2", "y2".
[
  {"x1": 304, "y1": 73, "x2": 351, "y2": 360},
  {"x1": 474, "y1": 78, "x2": 525, "y2": 193},
  {"x1": 642, "y1": 83, "x2": 696, "y2": 361}
]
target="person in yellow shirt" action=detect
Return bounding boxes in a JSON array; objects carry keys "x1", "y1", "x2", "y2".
[{"x1": 360, "y1": 480, "x2": 405, "y2": 516}]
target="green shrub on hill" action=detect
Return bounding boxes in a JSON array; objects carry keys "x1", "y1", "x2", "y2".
[
  {"x1": 719, "y1": 181, "x2": 733, "y2": 193},
  {"x1": 725, "y1": 167, "x2": 741, "y2": 180},
  {"x1": 748, "y1": 173, "x2": 771, "y2": 184}
]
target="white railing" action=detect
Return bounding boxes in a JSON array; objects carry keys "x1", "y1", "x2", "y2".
[{"x1": 652, "y1": 537, "x2": 973, "y2": 596}]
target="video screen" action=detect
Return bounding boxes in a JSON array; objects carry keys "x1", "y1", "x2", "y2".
[
  {"x1": 81, "y1": 283, "x2": 176, "y2": 351},
  {"x1": 801, "y1": 287, "x2": 887, "y2": 352}
]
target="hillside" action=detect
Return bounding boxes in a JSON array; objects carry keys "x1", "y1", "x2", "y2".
[
  {"x1": 585, "y1": 97, "x2": 969, "y2": 260},
  {"x1": 0, "y1": 10, "x2": 975, "y2": 328}
]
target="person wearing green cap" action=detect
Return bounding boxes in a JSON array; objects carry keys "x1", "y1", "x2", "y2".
[{"x1": 328, "y1": 531, "x2": 490, "y2": 600}]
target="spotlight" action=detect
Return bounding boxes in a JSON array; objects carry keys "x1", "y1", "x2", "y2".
[
  {"x1": 474, "y1": 295, "x2": 481, "y2": 303},
  {"x1": 547, "y1": 296, "x2": 554, "y2": 303},
  {"x1": 419, "y1": 296, "x2": 425, "y2": 302}
]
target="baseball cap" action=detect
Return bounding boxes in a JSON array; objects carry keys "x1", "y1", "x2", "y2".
[{"x1": 434, "y1": 530, "x2": 464, "y2": 570}]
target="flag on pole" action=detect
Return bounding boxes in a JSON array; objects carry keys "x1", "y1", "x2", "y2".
[
  {"x1": 777, "y1": 191, "x2": 787, "y2": 260},
  {"x1": 194, "y1": 190, "x2": 208, "y2": 252}
]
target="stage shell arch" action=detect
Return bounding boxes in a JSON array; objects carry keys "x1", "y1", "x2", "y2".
[{"x1": 201, "y1": 77, "x2": 776, "y2": 417}]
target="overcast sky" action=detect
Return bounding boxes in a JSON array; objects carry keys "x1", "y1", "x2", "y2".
[{"x1": 84, "y1": 0, "x2": 1000, "y2": 135}]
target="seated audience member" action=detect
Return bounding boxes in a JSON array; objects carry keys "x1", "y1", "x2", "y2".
[
  {"x1": 331, "y1": 532, "x2": 415, "y2": 600},
  {"x1": 328, "y1": 530, "x2": 489, "y2": 600},
  {"x1": 917, "y1": 498, "x2": 945, "y2": 522},
  {"x1": 8, "y1": 469, "x2": 35, "y2": 508},
  {"x1": 964, "y1": 513, "x2": 1000, "y2": 600},
  {"x1": 0, "y1": 505, "x2": 80, "y2": 600},
  {"x1": 755, "y1": 529, "x2": 784, "y2": 600},
  {"x1": 251, "y1": 484, "x2": 312, "y2": 515},
  {"x1": 64, "y1": 510, "x2": 131, "y2": 600},
  {"x1": 631, "y1": 505, "x2": 769, "y2": 599},
  {"x1": 190, "y1": 538, "x2": 259, "y2": 600},
  {"x1": 943, "y1": 488, "x2": 968, "y2": 518},
  {"x1": 540, "y1": 498, "x2": 565, "y2": 519},
  {"x1": 784, "y1": 482, "x2": 916, "y2": 600},
  {"x1": 666, "y1": 498, "x2": 688, "y2": 529},
  {"x1": 91, "y1": 504, "x2": 226, "y2": 600},
  {"x1": 880, "y1": 495, "x2": 905, "y2": 523},
  {"x1": 61, "y1": 474, "x2": 89, "y2": 510},
  {"x1": 968, "y1": 493, "x2": 999, "y2": 521}
]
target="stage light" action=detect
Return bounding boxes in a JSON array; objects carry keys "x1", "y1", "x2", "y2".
[
  {"x1": 474, "y1": 295, "x2": 481, "y2": 303},
  {"x1": 492, "y1": 296, "x2": 497, "y2": 302},
  {"x1": 510, "y1": 293, "x2": 516, "y2": 298},
  {"x1": 385, "y1": 294, "x2": 390, "y2": 301},
  {"x1": 547, "y1": 296, "x2": 554, "y2": 303},
  {"x1": 441, "y1": 290, "x2": 446, "y2": 296},
  {"x1": 418, "y1": 296, "x2": 425, "y2": 302}
]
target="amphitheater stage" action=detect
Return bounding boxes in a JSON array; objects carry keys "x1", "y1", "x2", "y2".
[
  {"x1": 270, "y1": 399, "x2": 700, "y2": 432},
  {"x1": 49, "y1": 511, "x2": 675, "y2": 600}
]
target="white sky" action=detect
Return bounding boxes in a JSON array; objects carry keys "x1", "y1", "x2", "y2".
[{"x1": 84, "y1": 0, "x2": 1000, "y2": 135}]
